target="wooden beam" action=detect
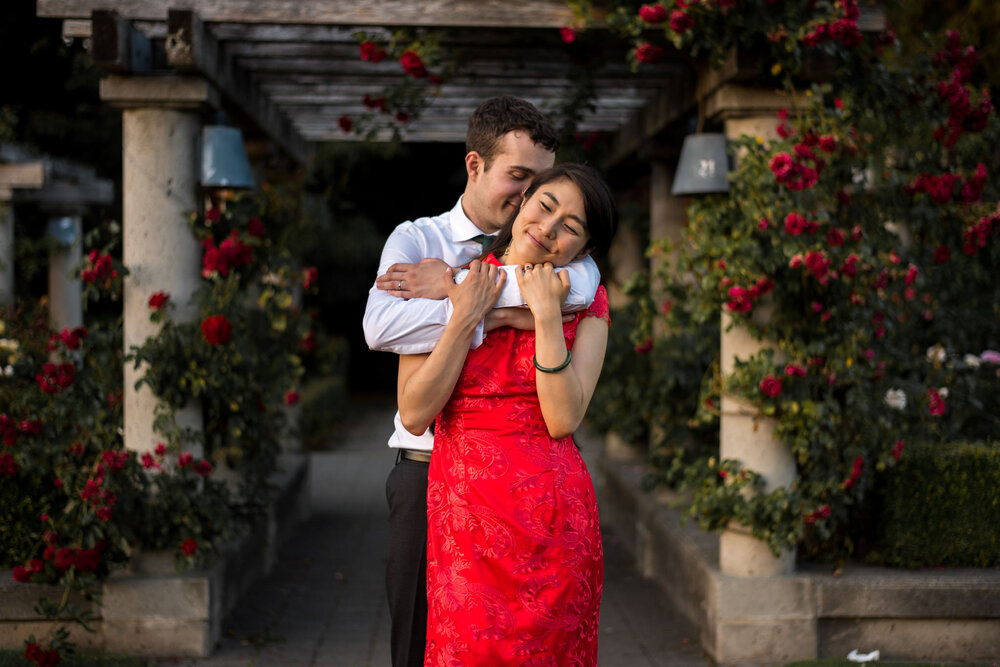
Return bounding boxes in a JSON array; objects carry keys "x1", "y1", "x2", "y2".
[
  {"x1": 91, "y1": 9, "x2": 152, "y2": 72},
  {"x1": 165, "y1": 9, "x2": 312, "y2": 164},
  {"x1": 0, "y1": 163, "x2": 46, "y2": 190},
  {"x1": 38, "y1": 0, "x2": 577, "y2": 28},
  {"x1": 602, "y1": 72, "x2": 696, "y2": 169}
]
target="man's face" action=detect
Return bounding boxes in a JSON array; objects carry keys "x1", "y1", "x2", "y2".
[{"x1": 465, "y1": 130, "x2": 555, "y2": 233}]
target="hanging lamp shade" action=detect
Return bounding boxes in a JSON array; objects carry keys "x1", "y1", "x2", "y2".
[
  {"x1": 200, "y1": 125, "x2": 255, "y2": 189},
  {"x1": 671, "y1": 133, "x2": 730, "y2": 195}
]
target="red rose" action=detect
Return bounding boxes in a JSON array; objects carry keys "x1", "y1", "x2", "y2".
[
  {"x1": 891, "y1": 440, "x2": 905, "y2": 461},
  {"x1": 784, "y1": 212, "x2": 807, "y2": 235},
  {"x1": 148, "y1": 291, "x2": 170, "y2": 310},
  {"x1": 759, "y1": 375, "x2": 782, "y2": 398},
  {"x1": 928, "y1": 388, "x2": 946, "y2": 416},
  {"x1": 338, "y1": 115, "x2": 353, "y2": 133},
  {"x1": 359, "y1": 41, "x2": 386, "y2": 63},
  {"x1": 302, "y1": 267, "x2": 318, "y2": 289},
  {"x1": 395, "y1": 111, "x2": 411, "y2": 123},
  {"x1": 669, "y1": 9, "x2": 694, "y2": 33},
  {"x1": 178, "y1": 452, "x2": 194, "y2": 469},
  {"x1": 843, "y1": 455, "x2": 864, "y2": 489},
  {"x1": 247, "y1": 217, "x2": 266, "y2": 238},
  {"x1": 181, "y1": 538, "x2": 198, "y2": 557},
  {"x1": 201, "y1": 315, "x2": 232, "y2": 345},
  {"x1": 141, "y1": 452, "x2": 158, "y2": 469},
  {"x1": 19, "y1": 419, "x2": 43, "y2": 435},
  {"x1": 0, "y1": 452, "x2": 21, "y2": 477},
  {"x1": 803, "y1": 504, "x2": 830, "y2": 524},
  {"x1": 639, "y1": 3, "x2": 667, "y2": 24},
  {"x1": 285, "y1": 390, "x2": 301, "y2": 406},
  {"x1": 560, "y1": 26, "x2": 576, "y2": 43},
  {"x1": 12, "y1": 564, "x2": 32, "y2": 582},
  {"x1": 400, "y1": 50, "x2": 427, "y2": 77},
  {"x1": 195, "y1": 459, "x2": 213, "y2": 476},
  {"x1": 635, "y1": 42, "x2": 664, "y2": 64},
  {"x1": 933, "y1": 245, "x2": 951, "y2": 264}
]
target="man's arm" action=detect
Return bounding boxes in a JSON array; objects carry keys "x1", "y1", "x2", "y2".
[{"x1": 363, "y1": 225, "x2": 469, "y2": 355}]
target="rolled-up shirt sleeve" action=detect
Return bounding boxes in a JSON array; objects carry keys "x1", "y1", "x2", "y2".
[
  {"x1": 455, "y1": 255, "x2": 602, "y2": 310},
  {"x1": 362, "y1": 224, "x2": 485, "y2": 354}
]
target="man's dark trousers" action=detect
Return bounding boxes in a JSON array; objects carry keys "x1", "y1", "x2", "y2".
[{"x1": 385, "y1": 455, "x2": 429, "y2": 667}]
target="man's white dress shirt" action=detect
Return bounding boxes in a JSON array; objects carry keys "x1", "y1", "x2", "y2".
[{"x1": 362, "y1": 196, "x2": 601, "y2": 452}]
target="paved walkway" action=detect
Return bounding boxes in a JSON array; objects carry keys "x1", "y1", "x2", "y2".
[{"x1": 161, "y1": 397, "x2": 709, "y2": 667}]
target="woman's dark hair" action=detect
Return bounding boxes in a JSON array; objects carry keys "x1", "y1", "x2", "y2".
[{"x1": 484, "y1": 163, "x2": 618, "y2": 261}]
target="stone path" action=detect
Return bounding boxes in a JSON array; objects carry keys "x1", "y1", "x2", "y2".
[{"x1": 159, "y1": 396, "x2": 710, "y2": 667}]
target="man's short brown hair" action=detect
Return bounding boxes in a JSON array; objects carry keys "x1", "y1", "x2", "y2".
[{"x1": 466, "y1": 96, "x2": 560, "y2": 168}]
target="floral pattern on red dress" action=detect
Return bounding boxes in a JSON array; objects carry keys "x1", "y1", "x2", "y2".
[{"x1": 425, "y1": 255, "x2": 609, "y2": 666}]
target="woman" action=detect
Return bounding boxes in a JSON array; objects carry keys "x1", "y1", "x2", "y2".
[{"x1": 397, "y1": 163, "x2": 617, "y2": 666}]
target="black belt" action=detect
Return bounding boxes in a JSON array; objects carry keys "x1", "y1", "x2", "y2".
[{"x1": 399, "y1": 449, "x2": 431, "y2": 463}]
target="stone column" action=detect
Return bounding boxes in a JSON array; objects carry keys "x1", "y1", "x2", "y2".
[
  {"x1": 718, "y1": 115, "x2": 794, "y2": 577},
  {"x1": 101, "y1": 76, "x2": 216, "y2": 457},
  {"x1": 649, "y1": 159, "x2": 686, "y2": 308},
  {"x1": 46, "y1": 214, "x2": 84, "y2": 331},
  {"x1": 0, "y1": 200, "x2": 12, "y2": 307}
]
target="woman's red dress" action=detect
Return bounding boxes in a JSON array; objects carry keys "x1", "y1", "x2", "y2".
[{"x1": 425, "y1": 258, "x2": 608, "y2": 666}]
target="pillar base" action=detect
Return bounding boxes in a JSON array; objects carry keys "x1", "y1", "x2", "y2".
[{"x1": 720, "y1": 524, "x2": 794, "y2": 577}]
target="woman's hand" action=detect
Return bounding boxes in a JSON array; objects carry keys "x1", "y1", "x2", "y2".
[
  {"x1": 515, "y1": 262, "x2": 570, "y2": 319},
  {"x1": 446, "y1": 260, "x2": 505, "y2": 325}
]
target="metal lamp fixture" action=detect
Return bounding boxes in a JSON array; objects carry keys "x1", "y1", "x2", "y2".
[
  {"x1": 200, "y1": 125, "x2": 255, "y2": 189},
  {"x1": 46, "y1": 216, "x2": 81, "y2": 248},
  {"x1": 671, "y1": 132, "x2": 730, "y2": 196}
]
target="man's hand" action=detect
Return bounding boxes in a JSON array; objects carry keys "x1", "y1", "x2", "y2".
[{"x1": 376, "y1": 258, "x2": 453, "y2": 300}]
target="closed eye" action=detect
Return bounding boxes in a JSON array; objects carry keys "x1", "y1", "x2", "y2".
[{"x1": 564, "y1": 224, "x2": 580, "y2": 235}]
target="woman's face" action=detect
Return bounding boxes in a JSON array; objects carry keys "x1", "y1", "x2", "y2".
[{"x1": 507, "y1": 178, "x2": 591, "y2": 267}]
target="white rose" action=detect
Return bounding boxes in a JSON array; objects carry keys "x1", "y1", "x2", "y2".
[
  {"x1": 964, "y1": 354, "x2": 982, "y2": 368},
  {"x1": 938, "y1": 387, "x2": 949, "y2": 399},
  {"x1": 883, "y1": 388, "x2": 907, "y2": 411},
  {"x1": 926, "y1": 344, "x2": 946, "y2": 363}
]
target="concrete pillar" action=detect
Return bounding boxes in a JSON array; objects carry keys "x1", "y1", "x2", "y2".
[
  {"x1": 717, "y1": 114, "x2": 795, "y2": 577},
  {"x1": 46, "y1": 214, "x2": 83, "y2": 331},
  {"x1": 0, "y1": 201, "x2": 13, "y2": 306},
  {"x1": 649, "y1": 160, "x2": 686, "y2": 313},
  {"x1": 121, "y1": 107, "x2": 204, "y2": 455}
]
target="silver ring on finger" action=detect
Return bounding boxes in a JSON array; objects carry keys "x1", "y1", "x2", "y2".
[{"x1": 397, "y1": 280, "x2": 402, "y2": 290}]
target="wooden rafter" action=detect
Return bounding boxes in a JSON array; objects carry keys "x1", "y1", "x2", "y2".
[
  {"x1": 40, "y1": 0, "x2": 694, "y2": 162},
  {"x1": 37, "y1": 0, "x2": 579, "y2": 28}
]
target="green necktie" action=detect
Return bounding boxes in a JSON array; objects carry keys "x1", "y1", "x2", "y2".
[{"x1": 470, "y1": 233, "x2": 494, "y2": 254}]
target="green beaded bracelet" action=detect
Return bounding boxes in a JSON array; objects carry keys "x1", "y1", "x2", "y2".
[{"x1": 533, "y1": 349, "x2": 572, "y2": 373}]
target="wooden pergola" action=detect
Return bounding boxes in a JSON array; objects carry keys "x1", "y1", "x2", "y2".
[{"x1": 38, "y1": 0, "x2": 697, "y2": 165}]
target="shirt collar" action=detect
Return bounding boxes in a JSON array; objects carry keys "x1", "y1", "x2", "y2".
[{"x1": 450, "y1": 196, "x2": 494, "y2": 244}]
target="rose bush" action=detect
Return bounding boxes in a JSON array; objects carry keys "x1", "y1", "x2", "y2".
[
  {"x1": 577, "y1": 0, "x2": 999, "y2": 562},
  {"x1": 3, "y1": 192, "x2": 320, "y2": 661}
]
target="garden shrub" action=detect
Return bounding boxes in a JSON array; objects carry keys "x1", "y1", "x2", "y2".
[
  {"x1": 877, "y1": 440, "x2": 1000, "y2": 568},
  {"x1": 575, "y1": 0, "x2": 1000, "y2": 563}
]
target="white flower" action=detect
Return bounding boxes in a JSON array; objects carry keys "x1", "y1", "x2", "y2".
[
  {"x1": 1, "y1": 364, "x2": 13, "y2": 377},
  {"x1": 926, "y1": 344, "x2": 946, "y2": 363},
  {"x1": 964, "y1": 354, "x2": 982, "y2": 368},
  {"x1": 937, "y1": 387, "x2": 949, "y2": 399},
  {"x1": 883, "y1": 388, "x2": 907, "y2": 411}
]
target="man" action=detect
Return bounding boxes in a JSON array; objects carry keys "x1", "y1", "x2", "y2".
[{"x1": 362, "y1": 96, "x2": 601, "y2": 667}]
